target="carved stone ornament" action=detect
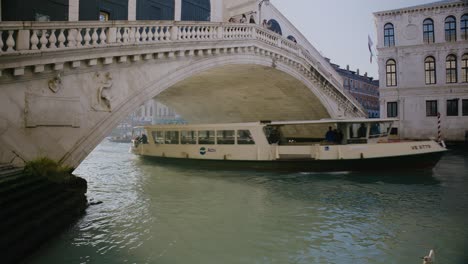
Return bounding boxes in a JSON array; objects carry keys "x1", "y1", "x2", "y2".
[
  {"x1": 92, "y1": 72, "x2": 114, "y2": 112},
  {"x1": 272, "y1": 57, "x2": 277, "y2": 69},
  {"x1": 48, "y1": 73, "x2": 63, "y2": 93}
]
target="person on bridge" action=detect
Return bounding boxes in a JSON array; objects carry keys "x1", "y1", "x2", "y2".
[{"x1": 240, "y1": 14, "x2": 247, "y2": 23}]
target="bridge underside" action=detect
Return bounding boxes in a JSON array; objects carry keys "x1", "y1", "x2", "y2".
[{"x1": 158, "y1": 65, "x2": 330, "y2": 123}]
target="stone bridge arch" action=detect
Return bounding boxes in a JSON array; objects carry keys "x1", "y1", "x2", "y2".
[{"x1": 0, "y1": 21, "x2": 366, "y2": 168}]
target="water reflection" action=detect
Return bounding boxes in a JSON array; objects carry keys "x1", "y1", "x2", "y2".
[{"x1": 29, "y1": 142, "x2": 468, "y2": 264}]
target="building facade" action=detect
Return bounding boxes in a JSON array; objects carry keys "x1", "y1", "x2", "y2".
[
  {"x1": 330, "y1": 62, "x2": 380, "y2": 118},
  {"x1": 374, "y1": 0, "x2": 468, "y2": 141}
]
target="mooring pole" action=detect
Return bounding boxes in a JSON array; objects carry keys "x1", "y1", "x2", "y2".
[{"x1": 437, "y1": 112, "x2": 441, "y2": 142}]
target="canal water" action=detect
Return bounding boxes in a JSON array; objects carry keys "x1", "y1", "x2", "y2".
[{"x1": 30, "y1": 141, "x2": 468, "y2": 264}]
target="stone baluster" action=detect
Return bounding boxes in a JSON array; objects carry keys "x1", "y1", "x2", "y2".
[
  {"x1": 188, "y1": 26, "x2": 193, "y2": 39},
  {"x1": 179, "y1": 26, "x2": 186, "y2": 40},
  {"x1": 217, "y1": 26, "x2": 223, "y2": 39},
  {"x1": 135, "y1": 27, "x2": 141, "y2": 43},
  {"x1": 141, "y1": 27, "x2": 148, "y2": 42},
  {"x1": 76, "y1": 29, "x2": 83, "y2": 47},
  {"x1": 186, "y1": 26, "x2": 192, "y2": 40},
  {"x1": 57, "y1": 29, "x2": 66, "y2": 48},
  {"x1": 39, "y1": 30, "x2": 48, "y2": 50},
  {"x1": 5, "y1": 30, "x2": 15, "y2": 52},
  {"x1": 99, "y1": 28, "x2": 107, "y2": 45},
  {"x1": 129, "y1": 27, "x2": 136, "y2": 43},
  {"x1": 198, "y1": 27, "x2": 204, "y2": 39},
  {"x1": 122, "y1": 28, "x2": 129, "y2": 43},
  {"x1": 116, "y1": 27, "x2": 122, "y2": 43},
  {"x1": 91, "y1": 28, "x2": 99, "y2": 46},
  {"x1": 48, "y1": 29, "x2": 57, "y2": 49},
  {"x1": 208, "y1": 26, "x2": 214, "y2": 39},
  {"x1": 192, "y1": 26, "x2": 197, "y2": 39},
  {"x1": 154, "y1": 27, "x2": 160, "y2": 42},
  {"x1": 164, "y1": 27, "x2": 171, "y2": 41},
  {"x1": 147, "y1": 27, "x2": 154, "y2": 42},
  {"x1": 30, "y1": 30, "x2": 39, "y2": 50},
  {"x1": 67, "y1": 29, "x2": 76, "y2": 48},
  {"x1": 0, "y1": 31, "x2": 4, "y2": 52},
  {"x1": 203, "y1": 27, "x2": 208, "y2": 39},
  {"x1": 207, "y1": 26, "x2": 212, "y2": 39},
  {"x1": 84, "y1": 28, "x2": 91, "y2": 46}
]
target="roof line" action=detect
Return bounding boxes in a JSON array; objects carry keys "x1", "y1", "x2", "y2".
[{"x1": 374, "y1": 0, "x2": 466, "y2": 16}]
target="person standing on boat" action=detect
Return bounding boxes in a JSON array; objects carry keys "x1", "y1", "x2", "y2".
[
  {"x1": 358, "y1": 123, "x2": 367, "y2": 138},
  {"x1": 325, "y1": 127, "x2": 336, "y2": 142},
  {"x1": 140, "y1": 134, "x2": 148, "y2": 144},
  {"x1": 335, "y1": 129, "x2": 343, "y2": 144}
]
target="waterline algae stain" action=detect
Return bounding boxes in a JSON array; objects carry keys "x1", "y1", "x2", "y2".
[{"x1": 30, "y1": 142, "x2": 468, "y2": 264}]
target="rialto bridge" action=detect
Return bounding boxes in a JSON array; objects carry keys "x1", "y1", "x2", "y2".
[{"x1": 0, "y1": 21, "x2": 366, "y2": 168}]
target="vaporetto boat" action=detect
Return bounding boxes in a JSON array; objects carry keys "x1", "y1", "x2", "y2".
[{"x1": 131, "y1": 119, "x2": 447, "y2": 171}]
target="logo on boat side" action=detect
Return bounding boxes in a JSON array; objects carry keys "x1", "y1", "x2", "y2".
[{"x1": 200, "y1": 147, "x2": 207, "y2": 155}]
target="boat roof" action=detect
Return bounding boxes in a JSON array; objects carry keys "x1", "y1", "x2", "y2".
[
  {"x1": 138, "y1": 118, "x2": 398, "y2": 129},
  {"x1": 269, "y1": 118, "x2": 398, "y2": 125}
]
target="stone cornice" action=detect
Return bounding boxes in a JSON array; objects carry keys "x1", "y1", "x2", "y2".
[
  {"x1": 374, "y1": 1, "x2": 466, "y2": 17},
  {"x1": 376, "y1": 40, "x2": 468, "y2": 53}
]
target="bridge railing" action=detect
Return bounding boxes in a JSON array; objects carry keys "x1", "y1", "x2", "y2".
[{"x1": 0, "y1": 20, "x2": 365, "y2": 115}]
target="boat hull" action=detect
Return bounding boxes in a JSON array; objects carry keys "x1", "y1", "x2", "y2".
[{"x1": 139, "y1": 151, "x2": 445, "y2": 172}]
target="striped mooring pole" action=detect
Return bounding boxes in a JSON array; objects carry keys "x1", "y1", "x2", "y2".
[{"x1": 437, "y1": 112, "x2": 441, "y2": 142}]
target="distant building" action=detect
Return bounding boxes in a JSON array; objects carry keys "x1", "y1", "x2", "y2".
[
  {"x1": 374, "y1": 0, "x2": 468, "y2": 141},
  {"x1": 133, "y1": 99, "x2": 185, "y2": 125},
  {"x1": 328, "y1": 61, "x2": 380, "y2": 118}
]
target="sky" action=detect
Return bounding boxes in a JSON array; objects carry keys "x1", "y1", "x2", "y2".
[{"x1": 270, "y1": 0, "x2": 437, "y2": 79}]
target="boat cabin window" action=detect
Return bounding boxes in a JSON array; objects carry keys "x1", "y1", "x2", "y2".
[
  {"x1": 264, "y1": 126, "x2": 281, "y2": 144},
  {"x1": 181, "y1": 131, "x2": 197, "y2": 144},
  {"x1": 217, "y1": 130, "x2": 235, "y2": 145},
  {"x1": 237, "y1": 130, "x2": 255, "y2": 145},
  {"x1": 369, "y1": 122, "x2": 392, "y2": 138},
  {"x1": 165, "y1": 131, "x2": 179, "y2": 144},
  {"x1": 349, "y1": 123, "x2": 368, "y2": 139},
  {"x1": 199, "y1": 130, "x2": 215, "y2": 145},
  {"x1": 152, "y1": 131, "x2": 165, "y2": 144},
  {"x1": 348, "y1": 123, "x2": 368, "y2": 144}
]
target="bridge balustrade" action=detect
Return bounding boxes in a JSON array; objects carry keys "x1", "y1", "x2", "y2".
[{"x1": 0, "y1": 20, "x2": 366, "y2": 116}]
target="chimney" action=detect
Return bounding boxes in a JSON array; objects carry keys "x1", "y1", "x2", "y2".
[
  {"x1": 364, "y1": 72, "x2": 368, "y2": 77},
  {"x1": 356, "y1": 69, "x2": 360, "y2": 75},
  {"x1": 346, "y1": 65, "x2": 349, "y2": 71}
]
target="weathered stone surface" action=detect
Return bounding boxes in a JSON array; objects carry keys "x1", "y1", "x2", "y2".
[{"x1": 0, "y1": 21, "x2": 365, "y2": 168}]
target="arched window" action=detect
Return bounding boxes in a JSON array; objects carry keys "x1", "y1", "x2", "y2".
[
  {"x1": 181, "y1": 0, "x2": 211, "y2": 21},
  {"x1": 462, "y1": 14, "x2": 468, "y2": 40},
  {"x1": 266, "y1": 19, "x2": 282, "y2": 35},
  {"x1": 386, "y1": 59, "x2": 397, "y2": 87},
  {"x1": 287, "y1": 35, "x2": 297, "y2": 43},
  {"x1": 425, "y1": 56, "x2": 437, "y2": 85},
  {"x1": 462, "y1": 54, "x2": 468, "y2": 83},
  {"x1": 446, "y1": 55, "x2": 458, "y2": 83},
  {"x1": 445, "y1": 16, "x2": 457, "y2": 42},
  {"x1": 423, "y1": 18, "x2": 435, "y2": 44},
  {"x1": 384, "y1": 23, "x2": 395, "y2": 47}
]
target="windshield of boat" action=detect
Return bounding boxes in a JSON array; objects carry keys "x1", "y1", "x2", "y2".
[{"x1": 369, "y1": 122, "x2": 392, "y2": 138}]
